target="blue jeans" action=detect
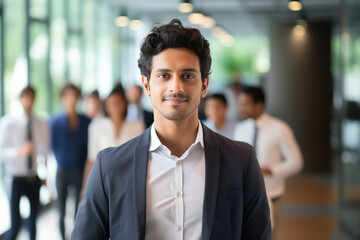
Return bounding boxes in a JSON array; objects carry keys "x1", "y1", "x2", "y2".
[
  {"x1": 5, "y1": 176, "x2": 41, "y2": 240},
  {"x1": 56, "y1": 168, "x2": 83, "y2": 240}
]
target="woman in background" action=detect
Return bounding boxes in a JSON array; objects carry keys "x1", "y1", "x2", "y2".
[{"x1": 81, "y1": 84, "x2": 145, "y2": 198}]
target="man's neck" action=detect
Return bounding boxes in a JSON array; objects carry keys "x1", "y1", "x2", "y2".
[
  {"x1": 24, "y1": 108, "x2": 32, "y2": 118},
  {"x1": 66, "y1": 110, "x2": 79, "y2": 129},
  {"x1": 253, "y1": 111, "x2": 264, "y2": 121},
  {"x1": 214, "y1": 117, "x2": 226, "y2": 130},
  {"x1": 154, "y1": 111, "x2": 199, "y2": 158}
]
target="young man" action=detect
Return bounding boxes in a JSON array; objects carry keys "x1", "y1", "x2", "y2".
[
  {"x1": 203, "y1": 93, "x2": 236, "y2": 139},
  {"x1": 50, "y1": 83, "x2": 91, "y2": 240},
  {"x1": 72, "y1": 19, "x2": 271, "y2": 239},
  {"x1": 0, "y1": 86, "x2": 49, "y2": 240},
  {"x1": 233, "y1": 86, "x2": 303, "y2": 234}
]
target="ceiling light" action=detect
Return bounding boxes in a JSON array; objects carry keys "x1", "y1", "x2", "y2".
[
  {"x1": 130, "y1": 19, "x2": 143, "y2": 31},
  {"x1": 201, "y1": 16, "x2": 215, "y2": 28},
  {"x1": 115, "y1": 16, "x2": 129, "y2": 27},
  {"x1": 212, "y1": 27, "x2": 226, "y2": 38},
  {"x1": 115, "y1": 8, "x2": 129, "y2": 27},
  {"x1": 288, "y1": 0, "x2": 302, "y2": 11},
  {"x1": 188, "y1": 12, "x2": 205, "y2": 25},
  {"x1": 178, "y1": 0, "x2": 193, "y2": 13},
  {"x1": 221, "y1": 34, "x2": 234, "y2": 47}
]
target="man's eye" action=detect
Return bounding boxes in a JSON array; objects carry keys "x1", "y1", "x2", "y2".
[
  {"x1": 159, "y1": 74, "x2": 169, "y2": 79},
  {"x1": 183, "y1": 74, "x2": 195, "y2": 79}
]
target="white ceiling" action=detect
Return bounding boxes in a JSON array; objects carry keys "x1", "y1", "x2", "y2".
[{"x1": 105, "y1": 0, "x2": 360, "y2": 35}]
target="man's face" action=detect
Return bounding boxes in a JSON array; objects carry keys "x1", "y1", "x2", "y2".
[
  {"x1": 238, "y1": 93, "x2": 259, "y2": 120},
  {"x1": 61, "y1": 89, "x2": 79, "y2": 112},
  {"x1": 204, "y1": 98, "x2": 227, "y2": 124},
  {"x1": 20, "y1": 93, "x2": 35, "y2": 111},
  {"x1": 126, "y1": 86, "x2": 142, "y2": 104},
  {"x1": 105, "y1": 94, "x2": 127, "y2": 121},
  {"x1": 142, "y1": 48, "x2": 208, "y2": 121}
]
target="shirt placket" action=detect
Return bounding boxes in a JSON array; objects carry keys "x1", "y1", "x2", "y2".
[{"x1": 175, "y1": 158, "x2": 184, "y2": 240}]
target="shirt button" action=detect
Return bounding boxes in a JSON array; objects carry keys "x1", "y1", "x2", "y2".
[
  {"x1": 176, "y1": 161, "x2": 181, "y2": 166},
  {"x1": 177, "y1": 225, "x2": 182, "y2": 232},
  {"x1": 176, "y1": 192, "x2": 183, "y2": 198}
]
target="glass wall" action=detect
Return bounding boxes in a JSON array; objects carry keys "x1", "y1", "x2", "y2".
[
  {"x1": 0, "y1": 0, "x2": 120, "y2": 235},
  {"x1": 335, "y1": 0, "x2": 360, "y2": 239}
]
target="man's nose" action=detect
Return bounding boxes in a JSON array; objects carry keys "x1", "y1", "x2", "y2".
[{"x1": 168, "y1": 75, "x2": 184, "y2": 93}]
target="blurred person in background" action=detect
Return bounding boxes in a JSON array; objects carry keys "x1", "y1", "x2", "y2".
[
  {"x1": 49, "y1": 83, "x2": 90, "y2": 240},
  {"x1": 202, "y1": 93, "x2": 236, "y2": 139},
  {"x1": 233, "y1": 86, "x2": 303, "y2": 235},
  {"x1": 226, "y1": 81, "x2": 243, "y2": 122},
  {"x1": 126, "y1": 84, "x2": 154, "y2": 128},
  {"x1": 81, "y1": 83, "x2": 145, "y2": 198},
  {"x1": 83, "y1": 90, "x2": 104, "y2": 120},
  {"x1": 0, "y1": 86, "x2": 49, "y2": 240}
]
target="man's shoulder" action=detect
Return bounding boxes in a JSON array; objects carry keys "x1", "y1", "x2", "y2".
[
  {"x1": 50, "y1": 113, "x2": 64, "y2": 125},
  {"x1": 0, "y1": 114, "x2": 15, "y2": 126},
  {"x1": 263, "y1": 114, "x2": 292, "y2": 132},
  {"x1": 79, "y1": 113, "x2": 91, "y2": 124}
]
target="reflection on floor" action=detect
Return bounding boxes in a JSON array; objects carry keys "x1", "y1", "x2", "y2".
[
  {"x1": 8, "y1": 174, "x2": 359, "y2": 240},
  {"x1": 17, "y1": 197, "x2": 76, "y2": 240}
]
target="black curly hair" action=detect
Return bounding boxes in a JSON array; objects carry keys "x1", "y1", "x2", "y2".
[{"x1": 138, "y1": 19, "x2": 212, "y2": 83}]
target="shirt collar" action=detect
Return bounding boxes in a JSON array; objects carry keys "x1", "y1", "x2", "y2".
[
  {"x1": 149, "y1": 120, "x2": 204, "y2": 152},
  {"x1": 18, "y1": 108, "x2": 32, "y2": 123}
]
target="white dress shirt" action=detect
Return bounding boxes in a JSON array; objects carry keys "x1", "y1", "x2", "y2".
[
  {"x1": 145, "y1": 122, "x2": 205, "y2": 240},
  {"x1": 0, "y1": 111, "x2": 49, "y2": 177},
  {"x1": 88, "y1": 117, "x2": 145, "y2": 160},
  {"x1": 233, "y1": 113, "x2": 303, "y2": 199}
]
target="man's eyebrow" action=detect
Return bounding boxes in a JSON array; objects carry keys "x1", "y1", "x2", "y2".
[
  {"x1": 155, "y1": 68, "x2": 199, "y2": 73},
  {"x1": 155, "y1": 69, "x2": 172, "y2": 73},
  {"x1": 181, "y1": 68, "x2": 199, "y2": 73}
]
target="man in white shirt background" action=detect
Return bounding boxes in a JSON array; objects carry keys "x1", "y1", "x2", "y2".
[
  {"x1": 233, "y1": 86, "x2": 303, "y2": 237},
  {"x1": 0, "y1": 86, "x2": 49, "y2": 240}
]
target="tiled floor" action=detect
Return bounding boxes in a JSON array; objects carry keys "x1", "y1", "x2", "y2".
[
  {"x1": 274, "y1": 174, "x2": 339, "y2": 240},
  {"x1": 2, "y1": 173, "x2": 359, "y2": 240}
]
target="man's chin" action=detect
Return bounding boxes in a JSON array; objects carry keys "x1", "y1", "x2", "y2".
[{"x1": 163, "y1": 114, "x2": 188, "y2": 121}]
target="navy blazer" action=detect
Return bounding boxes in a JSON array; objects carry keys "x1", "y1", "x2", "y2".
[{"x1": 72, "y1": 124, "x2": 271, "y2": 240}]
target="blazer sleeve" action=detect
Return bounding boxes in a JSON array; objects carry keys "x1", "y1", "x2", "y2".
[
  {"x1": 71, "y1": 151, "x2": 109, "y2": 240},
  {"x1": 241, "y1": 147, "x2": 272, "y2": 239}
]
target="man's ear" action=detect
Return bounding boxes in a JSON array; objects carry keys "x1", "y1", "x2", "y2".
[
  {"x1": 141, "y1": 76, "x2": 150, "y2": 97},
  {"x1": 201, "y1": 77, "x2": 209, "y2": 98}
]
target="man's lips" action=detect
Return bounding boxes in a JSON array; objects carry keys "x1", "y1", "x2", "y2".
[
  {"x1": 164, "y1": 98, "x2": 187, "y2": 104},
  {"x1": 162, "y1": 94, "x2": 188, "y2": 105}
]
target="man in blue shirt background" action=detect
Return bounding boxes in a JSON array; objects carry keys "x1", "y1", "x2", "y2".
[{"x1": 50, "y1": 83, "x2": 90, "y2": 240}]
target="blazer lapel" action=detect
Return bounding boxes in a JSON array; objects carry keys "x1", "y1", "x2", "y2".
[
  {"x1": 133, "y1": 128, "x2": 151, "y2": 240},
  {"x1": 201, "y1": 124, "x2": 220, "y2": 240}
]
